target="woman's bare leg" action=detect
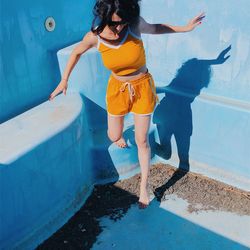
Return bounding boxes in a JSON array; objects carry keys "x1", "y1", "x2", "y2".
[
  {"x1": 134, "y1": 114, "x2": 151, "y2": 208},
  {"x1": 107, "y1": 114, "x2": 127, "y2": 148}
]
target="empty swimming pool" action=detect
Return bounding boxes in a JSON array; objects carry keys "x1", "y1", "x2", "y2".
[{"x1": 1, "y1": 0, "x2": 250, "y2": 249}]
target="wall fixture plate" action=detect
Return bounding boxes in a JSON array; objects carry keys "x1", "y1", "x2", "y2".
[{"x1": 45, "y1": 17, "x2": 56, "y2": 32}]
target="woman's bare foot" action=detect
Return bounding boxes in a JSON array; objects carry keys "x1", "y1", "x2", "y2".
[
  {"x1": 138, "y1": 185, "x2": 150, "y2": 209},
  {"x1": 114, "y1": 137, "x2": 127, "y2": 148}
]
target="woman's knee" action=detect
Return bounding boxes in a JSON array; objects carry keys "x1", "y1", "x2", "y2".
[
  {"x1": 107, "y1": 130, "x2": 122, "y2": 142},
  {"x1": 135, "y1": 136, "x2": 149, "y2": 148}
]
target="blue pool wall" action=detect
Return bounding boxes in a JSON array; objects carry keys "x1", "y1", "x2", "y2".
[
  {"x1": 0, "y1": 94, "x2": 94, "y2": 249},
  {"x1": 141, "y1": 0, "x2": 250, "y2": 182},
  {"x1": 59, "y1": 0, "x2": 250, "y2": 182},
  {"x1": 0, "y1": 0, "x2": 94, "y2": 123},
  {"x1": 1, "y1": 0, "x2": 250, "y2": 249}
]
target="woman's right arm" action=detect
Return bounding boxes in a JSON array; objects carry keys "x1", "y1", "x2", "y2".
[{"x1": 49, "y1": 31, "x2": 97, "y2": 101}]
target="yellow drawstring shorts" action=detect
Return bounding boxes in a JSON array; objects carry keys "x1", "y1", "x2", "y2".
[{"x1": 106, "y1": 72, "x2": 159, "y2": 116}]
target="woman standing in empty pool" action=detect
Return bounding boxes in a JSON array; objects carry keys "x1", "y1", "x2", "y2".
[{"x1": 49, "y1": 0, "x2": 205, "y2": 209}]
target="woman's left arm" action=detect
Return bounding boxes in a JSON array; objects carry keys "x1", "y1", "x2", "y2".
[{"x1": 139, "y1": 12, "x2": 205, "y2": 34}]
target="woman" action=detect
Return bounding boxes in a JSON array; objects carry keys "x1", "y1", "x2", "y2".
[{"x1": 49, "y1": 0, "x2": 205, "y2": 209}]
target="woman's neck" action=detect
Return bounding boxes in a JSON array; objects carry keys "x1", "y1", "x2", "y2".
[{"x1": 99, "y1": 26, "x2": 128, "y2": 45}]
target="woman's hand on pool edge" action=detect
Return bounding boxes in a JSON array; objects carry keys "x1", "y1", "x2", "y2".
[{"x1": 49, "y1": 79, "x2": 68, "y2": 101}]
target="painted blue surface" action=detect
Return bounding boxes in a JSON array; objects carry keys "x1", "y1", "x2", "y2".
[
  {"x1": 1, "y1": 0, "x2": 250, "y2": 249},
  {"x1": 92, "y1": 195, "x2": 250, "y2": 250},
  {"x1": 0, "y1": 0, "x2": 94, "y2": 123},
  {"x1": 0, "y1": 94, "x2": 93, "y2": 249},
  {"x1": 141, "y1": 0, "x2": 250, "y2": 182}
]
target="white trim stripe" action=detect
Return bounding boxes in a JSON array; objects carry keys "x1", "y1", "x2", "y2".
[
  {"x1": 96, "y1": 35, "x2": 100, "y2": 50},
  {"x1": 107, "y1": 112, "x2": 127, "y2": 117},
  {"x1": 130, "y1": 112, "x2": 153, "y2": 116},
  {"x1": 107, "y1": 111, "x2": 153, "y2": 117}
]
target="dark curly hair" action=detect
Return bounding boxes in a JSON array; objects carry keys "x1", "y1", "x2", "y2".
[{"x1": 91, "y1": 0, "x2": 141, "y2": 34}]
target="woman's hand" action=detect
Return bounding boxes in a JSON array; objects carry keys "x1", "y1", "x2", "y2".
[
  {"x1": 185, "y1": 12, "x2": 205, "y2": 32},
  {"x1": 49, "y1": 79, "x2": 68, "y2": 101}
]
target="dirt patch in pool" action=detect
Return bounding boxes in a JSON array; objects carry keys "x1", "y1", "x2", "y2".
[
  {"x1": 118, "y1": 163, "x2": 250, "y2": 215},
  {"x1": 37, "y1": 163, "x2": 250, "y2": 250}
]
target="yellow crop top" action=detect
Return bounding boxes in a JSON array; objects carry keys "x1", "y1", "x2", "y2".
[{"x1": 97, "y1": 26, "x2": 146, "y2": 76}]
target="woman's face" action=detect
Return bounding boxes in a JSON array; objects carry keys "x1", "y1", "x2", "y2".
[{"x1": 101, "y1": 13, "x2": 128, "y2": 40}]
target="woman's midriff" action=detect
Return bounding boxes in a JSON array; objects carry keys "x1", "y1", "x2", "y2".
[{"x1": 111, "y1": 65, "x2": 148, "y2": 82}]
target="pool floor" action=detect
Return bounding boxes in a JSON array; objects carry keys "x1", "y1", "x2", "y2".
[{"x1": 37, "y1": 164, "x2": 250, "y2": 250}]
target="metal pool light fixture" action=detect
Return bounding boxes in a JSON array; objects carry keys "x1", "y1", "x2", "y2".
[{"x1": 45, "y1": 17, "x2": 56, "y2": 32}]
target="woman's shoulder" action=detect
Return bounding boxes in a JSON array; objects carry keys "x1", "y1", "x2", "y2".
[
  {"x1": 82, "y1": 31, "x2": 99, "y2": 48},
  {"x1": 129, "y1": 19, "x2": 142, "y2": 39},
  {"x1": 129, "y1": 17, "x2": 144, "y2": 38}
]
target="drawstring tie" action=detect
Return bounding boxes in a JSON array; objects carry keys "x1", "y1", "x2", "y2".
[{"x1": 120, "y1": 82, "x2": 135, "y2": 102}]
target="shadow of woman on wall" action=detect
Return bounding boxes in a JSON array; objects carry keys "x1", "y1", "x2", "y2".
[{"x1": 152, "y1": 46, "x2": 231, "y2": 201}]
